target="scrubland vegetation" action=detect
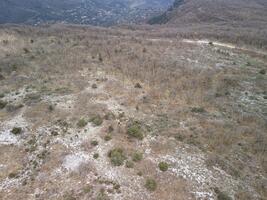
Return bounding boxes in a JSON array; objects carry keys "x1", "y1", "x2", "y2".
[{"x1": 0, "y1": 24, "x2": 266, "y2": 200}]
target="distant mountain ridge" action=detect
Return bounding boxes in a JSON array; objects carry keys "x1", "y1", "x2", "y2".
[
  {"x1": 0, "y1": 0, "x2": 174, "y2": 26},
  {"x1": 148, "y1": 0, "x2": 267, "y2": 26},
  {"x1": 148, "y1": 0, "x2": 267, "y2": 49}
]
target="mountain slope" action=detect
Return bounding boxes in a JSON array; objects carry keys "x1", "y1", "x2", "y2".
[
  {"x1": 149, "y1": 0, "x2": 267, "y2": 25},
  {"x1": 0, "y1": 0, "x2": 174, "y2": 26},
  {"x1": 0, "y1": 24, "x2": 266, "y2": 200},
  {"x1": 148, "y1": 0, "x2": 267, "y2": 49}
]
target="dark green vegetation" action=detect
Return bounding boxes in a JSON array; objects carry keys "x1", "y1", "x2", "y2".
[
  {"x1": 191, "y1": 107, "x2": 206, "y2": 113},
  {"x1": 90, "y1": 115, "x2": 103, "y2": 126},
  {"x1": 145, "y1": 178, "x2": 157, "y2": 191},
  {"x1": 8, "y1": 172, "x2": 18, "y2": 179},
  {"x1": 11, "y1": 127, "x2": 22, "y2": 135},
  {"x1": 127, "y1": 121, "x2": 144, "y2": 140},
  {"x1": 91, "y1": 140, "x2": 99, "y2": 146},
  {"x1": 108, "y1": 148, "x2": 127, "y2": 166},
  {"x1": 104, "y1": 134, "x2": 112, "y2": 141},
  {"x1": 91, "y1": 83, "x2": 98, "y2": 89},
  {"x1": 0, "y1": 100, "x2": 7, "y2": 109},
  {"x1": 125, "y1": 160, "x2": 134, "y2": 168},
  {"x1": 93, "y1": 153, "x2": 99, "y2": 159},
  {"x1": 132, "y1": 152, "x2": 143, "y2": 162},
  {"x1": 77, "y1": 119, "x2": 88, "y2": 128},
  {"x1": 158, "y1": 162, "x2": 169, "y2": 172},
  {"x1": 215, "y1": 188, "x2": 232, "y2": 200}
]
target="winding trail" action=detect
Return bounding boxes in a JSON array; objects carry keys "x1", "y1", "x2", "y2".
[
  {"x1": 182, "y1": 39, "x2": 267, "y2": 57},
  {"x1": 145, "y1": 37, "x2": 267, "y2": 56}
]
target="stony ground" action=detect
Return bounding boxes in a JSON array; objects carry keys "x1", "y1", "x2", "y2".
[{"x1": 0, "y1": 25, "x2": 266, "y2": 200}]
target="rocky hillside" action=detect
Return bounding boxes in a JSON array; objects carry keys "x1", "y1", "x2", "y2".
[
  {"x1": 0, "y1": 0, "x2": 173, "y2": 26},
  {"x1": 0, "y1": 24, "x2": 266, "y2": 200},
  {"x1": 148, "y1": 0, "x2": 267, "y2": 49},
  {"x1": 149, "y1": 0, "x2": 267, "y2": 25},
  {"x1": 0, "y1": 1, "x2": 266, "y2": 200}
]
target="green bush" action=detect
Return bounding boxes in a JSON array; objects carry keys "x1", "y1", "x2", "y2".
[
  {"x1": 214, "y1": 188, "x2": 232, "y2": 200},
  {"x1": 93, "y1": 153, "x2": 99, "y2": 159},
  {"x1": 134, "y1": 83, "x2": 142, "y2": 89},
  {"x1": 191, "y1": 107, "x2": 206, "y2": 113},
  {"x1": 104, "y1": 113, "x2": 115, "y2": 120},
  {"x1": 104, "y1": 134, "x2": 112, "y2": 141},
  {"x1": 259, "y1": 69, "x2": 266, "y2": 75},
  {"x1": 24, "y1": 93, "x2": 41, "y2": 105},
  {"x1": 63, "y1": 193, "x2": 76, "y2": 200},
  {"x1": 90, "y1": 115, "x2": 103, "y2": 126},
  {"x1": 48, "y1": 105, "x2": 54, "y2": 111},
  {"x1": 91, "y1": 140, "x2": 99, "y2": 146},
  {"x1": 0, "y1": 73, "x2": 4, "y2": 80},
  {"x1": 113, "y1": 183, "x2": 120, "y2": 190},
  {"x1": 108, "y1": 125, "x2": 114, "y2": 133},
  {"x1": 137, "y1": 171, "x2": 143, "y2": 176},
  {"x1": 217, "y1": 193, "x2": 232, "y2": 200},
  {"x1": 125, "y1": 160, "x2": 134, "y2": 168},
  {"x1": 118, "y1": 112, "x2": 125, "y2": 119},
  {"x1": 77, "y1": 118, "x2": 87, "y2": 128},
  {"x1": 23, "y1": 47, "x2": 30, "y2": 53},
  {"x1": 8, "y1": 172, "x2": 18, "y2": 179},
  {"x1": 174, "y1": 133, "x2": 185, "y2": 141},
  {"x1": 158, "y1": 162, "x2": 169, "y2": 172},
  {"x1": 108, "y1": 148, "x2": 126, "y2": 166},
  {"x1": 11, "y1": 127, "x2": 22, "y2": 135},
  {"x1": 132, "y1": 152, "x2": 143, "y2": 162},
  {"x1": 127, "y1": 121, "x2": 143, "y2": 140},
  {"x1": 83, "y1": 185, "x2": 92, "y2": 194},
  {"x1": 0, "y1": 100, "x2": 7, "y2": 109},
  {"x1": 98, "y1": 54, "x2": 103, "y2": 62},
  {"x1": 92, "y1": 83, "x2": 98, "y2": 89},
  {"x1": 5, "y1": 104, "x2": 24, "y2": 112},
  {"x1": 145, "y1": 178, "x2": 157, "y2": 191},
  {"x1": 96, "y1": 189, "x2": 109, "y2": 200}
]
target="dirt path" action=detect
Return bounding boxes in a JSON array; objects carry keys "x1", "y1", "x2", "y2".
[
  {"x1": 182, "y1": 39, "x2": 267, "y2": 56},
  {"x1": 145, "y1": 37, "x2": 267, "y2": 56}
]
